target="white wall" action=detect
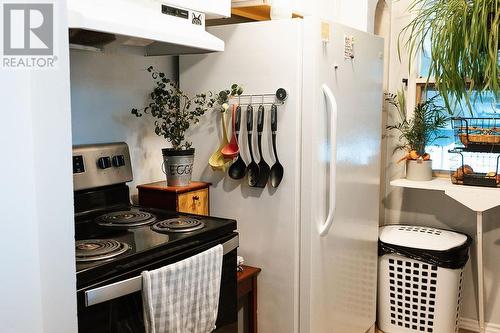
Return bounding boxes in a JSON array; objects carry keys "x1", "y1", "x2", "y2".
[
  {"x1": 383, "y1": 0, "x2": 500, "y2": 328},
  {"x1": 70, "y1": 46, "x2": 178, "y2": 200},
  {"x1": 295, "y1": 0, "x2": 378, "y2": 32},
  {"x1": 335, "y1": 0, "x2": 371, "y2": 32},
  {"x1": 0, "y1": 1, "x2": 77, "y2": 333}
]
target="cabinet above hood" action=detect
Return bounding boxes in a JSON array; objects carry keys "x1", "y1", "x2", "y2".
[{"x1": 68, "y1": 0, "x2": 225, "y2": 55}]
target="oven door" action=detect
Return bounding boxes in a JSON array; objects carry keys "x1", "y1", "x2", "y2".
[{"x1": 77, "y1": 233, "x2": 238, "y2": 333}]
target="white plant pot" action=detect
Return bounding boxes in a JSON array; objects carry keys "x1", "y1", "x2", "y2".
[
  {"x1": 162, "y1": 148, "x2": 194, "y2": 187},
  {"x1": 406, "y1": 160, "x2": 432, "y2": 181}
]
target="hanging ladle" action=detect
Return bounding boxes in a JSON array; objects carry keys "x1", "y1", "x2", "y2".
[
  {"x1": 269, "y1": 104, "x2": 284, "y2": 187},
  {"x1": 228, "y1": 105, "x2": 247, "y2": 179},
  {"x1": 221, "y1": 104, "x2": 239, "y2": 159}
]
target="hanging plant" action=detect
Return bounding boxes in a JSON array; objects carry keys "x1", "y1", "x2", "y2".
[{"x1": 399, "y1": 0, "x2": 500, "y2": 113}]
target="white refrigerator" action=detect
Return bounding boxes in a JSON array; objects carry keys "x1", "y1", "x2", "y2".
[{"x1": 180, "y1": 17, "x2": 383, "y2": 333}]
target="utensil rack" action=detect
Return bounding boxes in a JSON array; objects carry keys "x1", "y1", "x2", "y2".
[{"x1": 230, "y1": 88, "x2": 288, "y2": 107}]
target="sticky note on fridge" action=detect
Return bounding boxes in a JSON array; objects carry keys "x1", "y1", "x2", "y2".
[{"x1": 321, "y1": 22, "x2": 330, "y2": 42}]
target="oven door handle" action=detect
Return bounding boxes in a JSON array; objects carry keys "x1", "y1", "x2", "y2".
[{"x1": 84, "y1": 235, "x2": 239, "y2": 307}]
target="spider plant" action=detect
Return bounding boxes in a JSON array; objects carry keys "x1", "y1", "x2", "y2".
[
  {"x1": 399, "y1": 0, "x2": 500, "y2": 113},
  {"x1": 386, "y1": 90, "x2": 449, "y2": 158}
]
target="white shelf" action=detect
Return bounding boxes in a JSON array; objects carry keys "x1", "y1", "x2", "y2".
[
  {"x1": 390, "y1": 178, "x2": 500, "y2": 212},
  {"x1": 390, "y1": 177, "x2": 450, "y2": 191}
]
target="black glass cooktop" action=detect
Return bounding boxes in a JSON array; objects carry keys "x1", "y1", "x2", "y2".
[{"x1": 75, "y1": 206, "x2": 236, "y2": 289}]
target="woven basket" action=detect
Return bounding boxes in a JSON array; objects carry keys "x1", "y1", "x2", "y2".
[{"x1": 459, "y1": 133, "x2": 500, "y2": 145}]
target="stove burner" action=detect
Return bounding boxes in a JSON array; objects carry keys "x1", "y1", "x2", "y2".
[
  {"x1": 152, "y1": 217, "x2": 205, "y2": 233},
  {"x1": 96, "y1": 210, "x2": 156, "y2": 227},
  {"x1": 76, "y1": 239, "x2": 130, "y2": 262}
]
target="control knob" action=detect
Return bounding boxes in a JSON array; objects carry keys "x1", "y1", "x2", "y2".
[
  {"x1": 112, "y1": 155, "x2": 126, "y2": 167},
  {"x1": 97, "y1": 157, "x2": 112, "y2": 169}
]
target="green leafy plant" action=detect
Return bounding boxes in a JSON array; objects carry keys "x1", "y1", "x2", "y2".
[
  {"x1": 386, "y1": 90, "x2": 449, "y2": 159},
  {"x1": 131, "y1": 66, "x2": 243, "y2": 150},
  {"x1": 399, "y1": 0, "x2": 500, "y2": 113}
]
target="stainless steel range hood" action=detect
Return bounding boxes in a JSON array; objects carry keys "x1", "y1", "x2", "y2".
[{"x1": 68, "y1": 0, "x2": 225, "y2": 55}]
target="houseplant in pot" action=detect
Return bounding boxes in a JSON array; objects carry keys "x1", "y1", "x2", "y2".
[
  {"x1": 386, "y1": 91, "x2": 449, "y2": 181},
  {"x1": 399, "y1": 0, "x2": 500, "y2": 113},
  {"x1": 131, "y1": 66, "x2": 242, "y2": 186}
]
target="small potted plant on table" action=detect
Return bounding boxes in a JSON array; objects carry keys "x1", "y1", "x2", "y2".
[
  {"x1": 131, "y1": 66, "x2": 241, "y2": 186},
  {"x1": 386, "y1": 91, "x2": 449, "y2": 181}
]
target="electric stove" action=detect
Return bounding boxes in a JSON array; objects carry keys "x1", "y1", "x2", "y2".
[{"x1": 73, "y1": 142, "x2": 238, "y2": 333}]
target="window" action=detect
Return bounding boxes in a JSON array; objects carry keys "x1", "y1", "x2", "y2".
[{"x1": 417, "y1": 50, "x2": 500, "y2": 171}]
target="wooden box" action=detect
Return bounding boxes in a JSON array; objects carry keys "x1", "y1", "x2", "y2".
[{"x1": 137, "y1": 181, "x2": 210, "y2": 216}]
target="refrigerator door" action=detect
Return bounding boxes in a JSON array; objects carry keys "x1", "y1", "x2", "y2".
[
  {"x1": 300, "y1": 19, "x2": 383, "y2": 333},
  {"x1": 180, "y1": 19, "x2": 303, "y2": 333}
]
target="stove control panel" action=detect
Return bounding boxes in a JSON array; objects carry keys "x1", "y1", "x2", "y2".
[
  {"x1": 97, "y1": 156, "x2": 112, "y2": 169},
  {"x1": 72, "y1": 142, "x2": 133, "y2": 191},
  {"x1": 73, "y1": 155, "x2": 85, "y2": 174},
  {"x1": 112, "y1": 155, "x2": 126, "y2": 167}
]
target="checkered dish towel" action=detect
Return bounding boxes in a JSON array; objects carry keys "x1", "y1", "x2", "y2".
[{"x1": 142, "y1": 245, "x2": 223, "y2": 333}]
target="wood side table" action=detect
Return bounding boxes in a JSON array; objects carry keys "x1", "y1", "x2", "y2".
[
  {"x1": 137, "y1": 181, "x2": 210, "y2": 216},
  {"x1": 237, "y1": 265, "x2": 262, "y2": 333}
]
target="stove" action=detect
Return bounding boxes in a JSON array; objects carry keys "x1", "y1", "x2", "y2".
[
  {"x1": 76, "y1": 239, "x2": 130, "y2": 262},
  {"x1": 73, "y1": 142, "x2": 238, "y2": 333},
  {"x1": 152, "y1": 216, "x2": 205, "y2": 233},
  {"x1": 96, "y1": 210, "x2": 157, "y2": 228},
  {"x1": 74, "y1": 204, "x2": 237, "y2": 285}
]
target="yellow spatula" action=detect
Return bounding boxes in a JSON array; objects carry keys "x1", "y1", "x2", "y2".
[{"x1": 209, "y1": 104, "x2": 232, "y2": 171}]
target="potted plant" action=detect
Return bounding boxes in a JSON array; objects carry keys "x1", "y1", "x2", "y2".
[
  {"x1": 386, "y1": 91, "x2": 449, "y2": 181},
  {"x1": 400, "y1": 0, "x2": 500, "y2": 113},
  {"x1": 131, "y1": 66, "x2": 242, "y2": 186}
]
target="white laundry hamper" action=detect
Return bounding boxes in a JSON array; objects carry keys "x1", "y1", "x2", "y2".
[{"x1": 377, "y1": 225, "x2": 472, "y2": 333}]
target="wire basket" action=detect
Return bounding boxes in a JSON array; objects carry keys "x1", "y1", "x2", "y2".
[
  {"x1": 452, "y1": 117, "x2": 500, "y2": 152},
  {"x1": 449, "y1": 149, "x2": 500, "y2": 187}
]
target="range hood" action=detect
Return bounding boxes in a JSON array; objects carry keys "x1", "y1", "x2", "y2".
[{"x1": 68, "y1": 0, "x2": 225, "y2": 55}]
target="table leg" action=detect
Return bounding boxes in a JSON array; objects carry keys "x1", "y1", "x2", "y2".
[
  {"x1": 477, "y1": 211, "x2": 485, "y2": 333},
  {"x1": 248, "y1": 277, "x2": 258, "y2": 333}
]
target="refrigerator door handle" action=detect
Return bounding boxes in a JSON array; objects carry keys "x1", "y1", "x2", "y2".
[{"x1": 319, "y1": 84, "x2": 337, "y2": 237}]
